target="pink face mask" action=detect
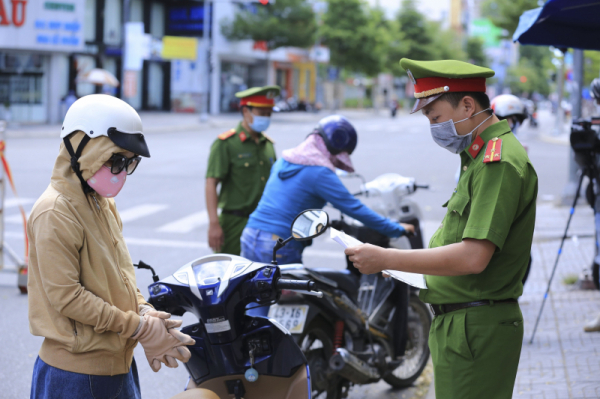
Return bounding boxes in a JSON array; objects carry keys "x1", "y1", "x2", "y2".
[{"x1": 87, "y1": 165, "x2": 127, "y2": 198}]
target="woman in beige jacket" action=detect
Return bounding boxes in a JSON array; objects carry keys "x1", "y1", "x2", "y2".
[{"x1": 28, "y1": 95, "x2": 194, "y2": 399}]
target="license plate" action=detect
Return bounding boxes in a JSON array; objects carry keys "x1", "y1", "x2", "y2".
[{"x1": 268, "y1": 305, "x2": 309, "y2": 334}]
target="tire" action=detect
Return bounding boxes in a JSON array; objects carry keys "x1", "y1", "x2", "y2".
[
  {"x1": 383, "y1": 295, "x2": 432, "y2": 388},
  {"x1": 298, "y1": 317, "x2": 345, "y2": 399},
  {"x1": 593, "y1": 262, "x2": 599, "y2": 290}
]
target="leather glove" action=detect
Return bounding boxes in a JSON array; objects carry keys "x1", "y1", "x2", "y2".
[{"x1": 132, "y1": 315, "x2": 195, "y2": 372}]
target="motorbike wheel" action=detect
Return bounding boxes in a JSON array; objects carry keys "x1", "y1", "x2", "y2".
[
  {"x1": 298, "y1": 317, "x2": 345, "y2": 399},
  {"x1": 383, "y1": 294, "x2": 432, "y2": 388}
]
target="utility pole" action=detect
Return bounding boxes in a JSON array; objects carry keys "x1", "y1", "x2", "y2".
[{"x1": 200, "y1": 0, "x2": 211, "y2": 122}]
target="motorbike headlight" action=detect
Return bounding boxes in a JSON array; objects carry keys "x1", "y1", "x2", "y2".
[{"x1": 193, "y1": 260, "x2": 230, "y2": 286}]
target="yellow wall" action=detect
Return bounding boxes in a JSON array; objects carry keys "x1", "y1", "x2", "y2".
[{"x1": 293, "y1": 62, "x2": 316, "y2": 103}]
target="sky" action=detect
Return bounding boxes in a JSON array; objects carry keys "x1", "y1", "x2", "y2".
[{"x1": 366, "y1": 0, "x2": 450, "y2": 22}]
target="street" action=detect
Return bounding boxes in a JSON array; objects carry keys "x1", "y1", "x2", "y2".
[{"x1": 0, "y1": 108, "x2": 586, "y2": 398}]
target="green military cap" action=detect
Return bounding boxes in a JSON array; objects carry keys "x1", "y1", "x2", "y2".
[
  {"x1": 399, "y1": 59, "x2": 495, "y2": 113},
  {"x1": 236, "y1": 85, "x2": 281, "y2": 107}
]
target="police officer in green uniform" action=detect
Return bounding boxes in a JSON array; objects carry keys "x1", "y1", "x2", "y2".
[
  {"x1": 205, "y1": 85, "x2": 280, "y2": 255},
  {"x1": 345, "y1": 59, "x2": 538, "y2": 399}
]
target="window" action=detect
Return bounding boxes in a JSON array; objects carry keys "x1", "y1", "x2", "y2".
[
  {"x1": 104, "y1": 0, "x2": 123, "y2": 45},
  {"x1": 84, "y1": 0, "x2": 97, "y2": 42}
]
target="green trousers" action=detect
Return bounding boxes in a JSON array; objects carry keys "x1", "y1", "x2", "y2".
[
  {"x1": 429, "y1": 302, "x2": 523, "y2": 399},
  {"x1": 218, "y1": 213, "x2": 248, "y2": 255}
]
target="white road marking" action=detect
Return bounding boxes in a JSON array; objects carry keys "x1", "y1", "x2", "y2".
[
  {"x1": 125, "y1": 237, "x2": 208, "y2": 249},
  {"x1": 4, "y1": 198, "x2": 35, "y2": 208},
  {"x1": 6, "y1": 213, "x2": 29, "y2": 224},
  {"x1": 118, "y1": 204, "x2": 169, "y2": 223},
  {"x1": 157, "y1": 211, "x2": 208, "y2": 233}
]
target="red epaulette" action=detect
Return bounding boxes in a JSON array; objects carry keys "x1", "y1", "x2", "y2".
[
  {"x1": 483, "y1": 137, "x2": 503, "y2": 163},
  {"x1": 218, "y1": 129, "x2": 236, "y2": 140}
]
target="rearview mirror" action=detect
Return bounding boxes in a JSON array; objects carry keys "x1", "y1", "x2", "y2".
[{"x1": 291, "y1": 210, "x2": 329, "y2": 241}]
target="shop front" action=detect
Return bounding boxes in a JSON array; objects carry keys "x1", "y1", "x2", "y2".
[{"x1": 0, "y1": 0, "x2": 85, "y2": 123}]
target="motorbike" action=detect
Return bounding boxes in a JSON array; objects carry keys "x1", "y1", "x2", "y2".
[
  {"x1": 138, "y1": 210, "x2": 332, "y2": 399},
  {"x1": 273, "y1": 173, "x2": 433, "y2": 398}
]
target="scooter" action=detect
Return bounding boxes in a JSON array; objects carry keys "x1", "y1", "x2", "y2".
[
  {"x1": 139, "y1": 210, "x2": 332, "y2": 399},
  {"x1": 274, "y1": 173, "x2": 432, "y2": 398}
]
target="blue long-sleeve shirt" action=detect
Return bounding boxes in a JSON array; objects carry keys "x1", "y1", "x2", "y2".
[{"x1": 246, "y1": 159, "x2": 404, "y2": 239}]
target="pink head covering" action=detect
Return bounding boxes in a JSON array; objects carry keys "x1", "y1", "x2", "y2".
[{"x1": 282, "y1": 134, "x2": 354, "y2": 173}]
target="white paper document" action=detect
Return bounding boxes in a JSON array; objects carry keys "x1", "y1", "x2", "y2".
[{"x1": 330, "y1": 227, "x2": 428, "y2": 289}]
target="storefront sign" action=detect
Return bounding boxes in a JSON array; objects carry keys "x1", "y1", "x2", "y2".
[
  {"x1": 166, "y1": 1, "x2": 211, "y2": 37},
  {"x1": 0, "y1": 0, "x2": 85, "y2": 52},
  {"x1": 161, "y1": 36, "x2": 198, "y2": 61}
]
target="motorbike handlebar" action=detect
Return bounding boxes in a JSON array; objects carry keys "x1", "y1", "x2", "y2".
[
  {"x1": 276, "y1": 278, "x2": 317, "y2": 292},
  {"x1": 415, "y1": 184, "x2": 429, "y2": 190}
]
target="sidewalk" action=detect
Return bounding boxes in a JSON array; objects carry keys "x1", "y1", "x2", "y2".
[
  {"x1": 1, "y1": 108, "x2": 395, "y2": 139},
  {"x1": 424, "y1": 200, "x2": 600, "y2": 399}
]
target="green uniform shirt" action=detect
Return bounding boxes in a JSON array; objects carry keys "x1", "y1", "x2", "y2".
[
  {"x1": 420, "y1": 120, "x2": 538, "y2": 305},
  {"x1": 206, "y1": 122, "x2": 276, "y2": 214}
]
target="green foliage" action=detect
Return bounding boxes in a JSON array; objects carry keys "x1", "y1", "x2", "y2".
[
  {"x1": 344, "y1": 98, "x2": 373, "y2": 108},
  {"x1": 584, "y1": 51, "x2": 600, "y2": 86},
  {"x1": 320, "y1": 0, "x2": 384, "y2": 75},
  {"x1": 386, "y1": 0, "x2": 466, "y2": 75},
  {"x1": 481, "y1": 0, "x2": 539, "y2": 37},
  {"x1": 466, "y1": 37, "x2": 488, "y2": 67},
  {"x1": 220, "y1": 0, "x2": 316, "y2": 51},
  {"x1": 506, "y1": 59, "x2": 550, "y2": 96}
]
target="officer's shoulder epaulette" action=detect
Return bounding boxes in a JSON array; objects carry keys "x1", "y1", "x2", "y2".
[
  {"x1": 262, "y1": 133, "x2": 275, "y2": 144},
  {"x1": 483, "y1": 137, "x2": 503, "y2": 163},
  {"x1": 218, "y1": 129, "x2": 236, "y2": 140}
]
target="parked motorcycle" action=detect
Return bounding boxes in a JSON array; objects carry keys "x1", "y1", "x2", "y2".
[
  {"x1": 273, "y1": 173, "x2": 432, "y2": 398},
  {"x1": 138, "y1": 210, "x2": 332, "y2": 399}
]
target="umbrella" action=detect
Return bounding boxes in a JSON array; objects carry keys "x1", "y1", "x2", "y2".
[
  {"x1": 513, "y1": 0, "x2": 600, "y2": 51},
  {"x1": 76, "y1": 68, "x2": 120, "y2": 87}
]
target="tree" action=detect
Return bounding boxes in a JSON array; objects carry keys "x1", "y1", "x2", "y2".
[
  {"x1": 395, "y1": 0, "x2": 435, "y2": 61},
  {"x1": 465, "y1": 37, "x2": 488, "y2": 67},
  {"x1": 481, "y1": 0, "x2": 539, "y2": 37},
  {"x1": 320, "y1": 0, "x2": 384, "y2": 75},
  {"x1": 221, "y1": 0, "x2": 316, "y2": 51}
]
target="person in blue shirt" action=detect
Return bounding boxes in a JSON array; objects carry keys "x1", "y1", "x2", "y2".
[{"x1": 241, "y1": 115, "x2": 414, "y2": 264}]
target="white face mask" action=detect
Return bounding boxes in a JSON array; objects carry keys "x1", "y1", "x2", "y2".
[{"x1": 429, "y1": 108, "x2": 493, "y2": 154}]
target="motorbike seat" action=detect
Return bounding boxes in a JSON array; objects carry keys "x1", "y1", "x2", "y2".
[{"x1": 311, "y1": 268, "x2": 360, "y2": 296}]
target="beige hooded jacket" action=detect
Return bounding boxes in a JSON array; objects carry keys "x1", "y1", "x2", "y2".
[{"x1": 27, "y1": 132, "x2": 149, "y2": 376}]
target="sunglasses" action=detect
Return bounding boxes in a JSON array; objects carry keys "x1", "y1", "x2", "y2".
[{"x1": 109, "y1": 154, "x2": 141, "y2": 175}]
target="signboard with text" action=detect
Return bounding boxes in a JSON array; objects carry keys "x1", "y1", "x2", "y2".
[
  {"x1": 166, "y1": 1, "x2": 211, "y2": 37},
  {"x1": 0, "y1": 0, "x2": 85, "y2": 52}
]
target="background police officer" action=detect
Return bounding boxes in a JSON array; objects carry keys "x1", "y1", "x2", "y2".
[
  {"x1": 205, "y1": 85, "x2": 280, "y2": 255},
  {"x1": 345, "y1": 59, "x2": 538, "y2": 399}
]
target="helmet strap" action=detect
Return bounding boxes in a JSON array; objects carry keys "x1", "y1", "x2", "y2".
[{"x1": 63, "y1": 135, "x2": 94, "y2": 194}]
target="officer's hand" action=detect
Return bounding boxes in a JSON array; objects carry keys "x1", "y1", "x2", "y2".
[
  {"x1": 208, "y1": 222, "x2": 224, "y2": 252},
  {"x1": 401, "y1": 223, "x2": 416, "y2": 237},
  {"x1": 344, "y1": 244, "x2": 386, "y2": 275}
]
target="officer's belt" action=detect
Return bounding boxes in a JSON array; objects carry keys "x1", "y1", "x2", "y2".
[
  {"x1": 429, "y1": 299, "x2": 517, "y2": 316},
  {"x1": 222, "y1": 209, "x2": 251, "y2": 218}
]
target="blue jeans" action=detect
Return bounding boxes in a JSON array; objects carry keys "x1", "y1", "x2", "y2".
[
  {"x1": 241, "y1": 227, "x2": 306, "y2": 316},
  {"x1": 241, "y1": 227, "x2": 306, "y2": 265},
  {"x1": 31, "y1": 357, "x2": 141, "y2": 399}
]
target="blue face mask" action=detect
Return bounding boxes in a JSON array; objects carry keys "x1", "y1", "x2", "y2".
[{"x1": 249, "y1": 115, "x2": 271, "y2": 132}]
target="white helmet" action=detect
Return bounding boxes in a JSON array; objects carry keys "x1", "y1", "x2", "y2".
[
  {"x1": 62, "y1": 94, "x2": 150, "y2": 158},
  {"x1": 491, "y1": 94, "x2": 527, "y2": 123}
]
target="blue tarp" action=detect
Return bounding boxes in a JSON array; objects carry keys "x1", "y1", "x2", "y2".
[{"x1": 513, "y1": 0, "x2": 600, "y2": 51}]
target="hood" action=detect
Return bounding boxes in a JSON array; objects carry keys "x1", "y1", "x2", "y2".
[
  {"x1": 278, "y1": 161, "x2": 305, "y2": 180},
  {"x1": 51, "y1": 131, "x2": 125, "y2": 200},
  {"x1": 282, "y1": 134, "x2": 354, "y2": 173}
]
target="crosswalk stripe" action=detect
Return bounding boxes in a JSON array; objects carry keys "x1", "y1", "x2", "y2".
[
  {"x1": 6, "y1": 213, "x2": 29, "y2": 224},
  {"x1": 157, "y1": 211, "x2": 209, "y2": 233},
  {"x1": 118, "y1": 204, "x2": 169, "y2": 223},
  {"x1": 4, "y1": 198, "x2": 35, "y2": 208}
]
